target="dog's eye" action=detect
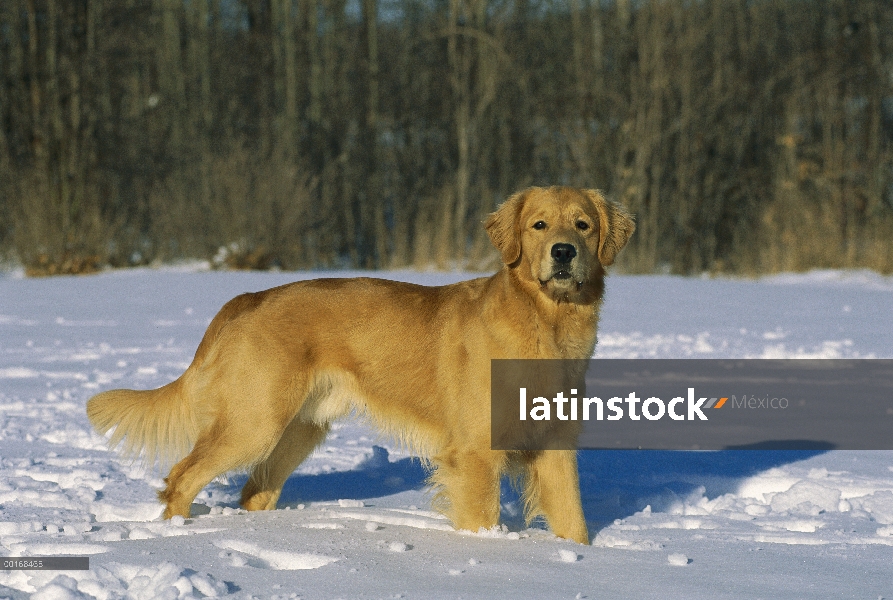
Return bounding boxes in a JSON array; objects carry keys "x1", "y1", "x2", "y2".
[
  {"x1": 532, "y1": 221, "x2": 546, "y2": 230},
  {"x1": 576, "y1": 220, "x2": 590, "y2": 231}
]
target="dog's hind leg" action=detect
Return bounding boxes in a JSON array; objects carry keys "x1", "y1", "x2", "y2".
[
  {"x1": 523, "y1": 450, "x2": 589, "y2": 544},
  {"x1": 240, "y1": 418, "x2": 329, "y2": 511},
  {"x1": 158, "y1": 415, "x2": 290, "y2": 519}
]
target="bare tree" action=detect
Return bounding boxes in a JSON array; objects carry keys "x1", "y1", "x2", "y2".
[{"x1": 1, "y1": 0, "x2": 891, "y2": 275}]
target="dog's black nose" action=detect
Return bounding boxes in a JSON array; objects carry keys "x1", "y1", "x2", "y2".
[{"x1": 551, "y1": 243, "x2": 577, "y2": 264}]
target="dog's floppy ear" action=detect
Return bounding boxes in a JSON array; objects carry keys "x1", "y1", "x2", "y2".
[
  {"x1": 586, "y1": 189, "x2": 635, "y2": 266},
  {"x1": 485, "y1": 190, "x2": 527, "y2": 266}
]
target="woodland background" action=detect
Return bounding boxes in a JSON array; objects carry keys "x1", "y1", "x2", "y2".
[{"x1": 1, "y1": 0, "x2": 892, "y2": 275}]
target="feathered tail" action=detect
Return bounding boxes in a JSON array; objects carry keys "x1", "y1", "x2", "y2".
[{"x1": 86, "y1": 380, "x2": 198, "y2": 468}]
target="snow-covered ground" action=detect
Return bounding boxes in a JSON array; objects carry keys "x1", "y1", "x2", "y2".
[{"x1": 1, "y1": 267, "x2": 891, "y2": 599}]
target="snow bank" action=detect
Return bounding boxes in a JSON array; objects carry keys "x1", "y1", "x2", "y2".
[{"x1": 0, "y1": 269, "x2": 890, "y2": 598}]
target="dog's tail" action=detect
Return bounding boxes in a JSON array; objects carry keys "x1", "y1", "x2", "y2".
[
  {"x1": 87, "y1": 292, "x2": 265, "y2": 467},
  {"x1": 87, "y1": 380, "x2": 198, "y2": 468}
]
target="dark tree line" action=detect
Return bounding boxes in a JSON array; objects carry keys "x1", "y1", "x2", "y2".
[{"x1": 1, "y1": 0, "x2": 892, "y2": 275}]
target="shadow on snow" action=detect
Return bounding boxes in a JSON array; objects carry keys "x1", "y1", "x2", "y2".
[
  {"x1": 225, "y1": 446, "x2": 827, "y2": 537},
  {"x1": 573, "y1": 449, "x2": 829, "y2": 532}
]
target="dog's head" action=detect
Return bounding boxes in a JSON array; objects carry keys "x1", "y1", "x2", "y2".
[{"x1": 485, "y1": 187, "x2": 635, "y2": 299}]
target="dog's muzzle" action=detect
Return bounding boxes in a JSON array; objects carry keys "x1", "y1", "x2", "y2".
[
  {"x1": 551, "y1": 243, "x2": 576, "y2": 280},
  {"x1": 541, "y1": 243, "x2": 583, "y2": 286}
]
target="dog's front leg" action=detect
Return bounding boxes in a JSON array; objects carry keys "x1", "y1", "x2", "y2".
[
  {"x1": 524, "y1": 450, "x2": 589, "y2": 544},
  {"x1": 432, "y1": 449, "x2": 503, "y2": 533}
]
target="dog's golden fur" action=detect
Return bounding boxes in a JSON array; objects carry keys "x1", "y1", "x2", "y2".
[{"x1": 87, "y1": 186, "x2": 634, "y2": 544}]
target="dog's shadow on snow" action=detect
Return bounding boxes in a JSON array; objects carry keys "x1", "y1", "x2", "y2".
[
  {"x1": 225, "y1": 447, "x2": 828, "y2": 536},
  {"x1": 276, "y1": 446, "x2": 429, "y2": 504},
  {"x1": 572, "y1": 448, "x2": 830, "y2": 532}
]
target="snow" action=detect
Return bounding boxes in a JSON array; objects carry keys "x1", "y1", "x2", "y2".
[
  {"x1": 666, "y1": 552, "x2": 690, "y2": 566},
  {"x1": 0, "y1": 268, "x2": 892, "y2": 598}
]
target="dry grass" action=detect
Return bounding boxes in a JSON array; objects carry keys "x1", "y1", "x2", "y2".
[{"x1": 1, "y1": 0, "x2": 891, "y2": 277}]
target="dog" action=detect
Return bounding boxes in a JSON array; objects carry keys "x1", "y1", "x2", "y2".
[{"x1": 87, "y1": 186, "x2": 634, "y2": 544}]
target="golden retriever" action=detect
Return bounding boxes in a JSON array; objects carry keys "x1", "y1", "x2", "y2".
[{"x1": 87, "y1": 186, "x2": 634, "y2": 544}]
